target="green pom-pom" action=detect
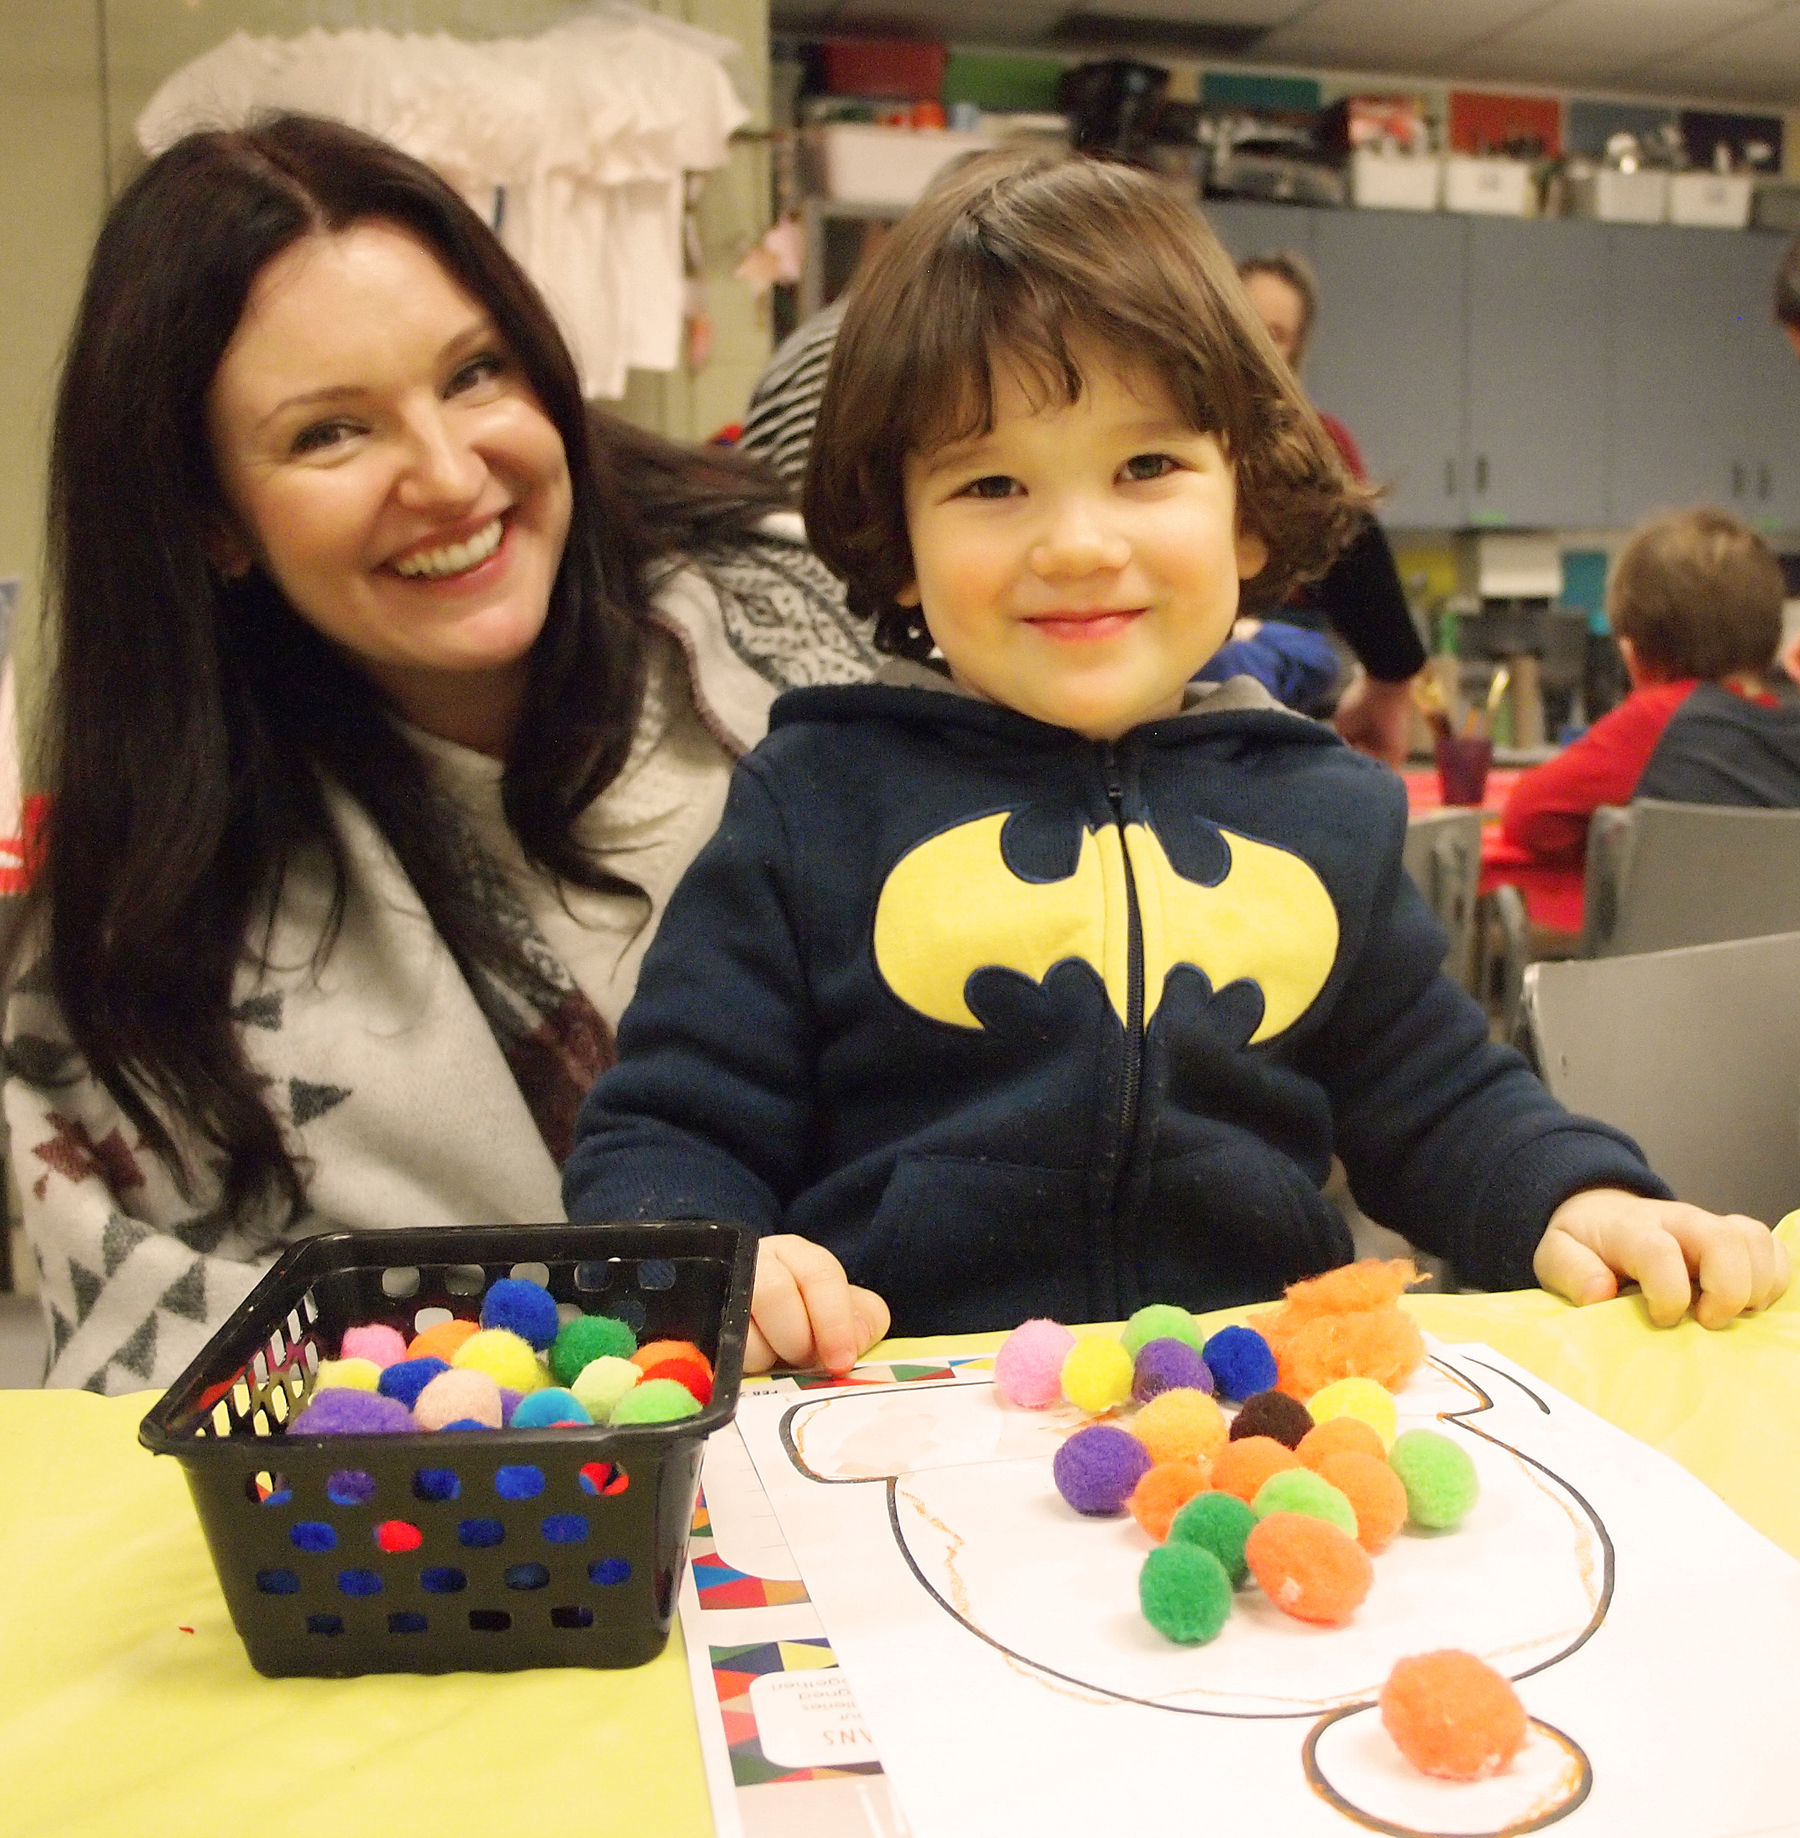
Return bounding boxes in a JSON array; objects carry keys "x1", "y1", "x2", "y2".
[
  {"x1": 609, "y1": 1377, "x2": 702, "y2": 1424},
  {"x1": 1120, "y1": 1304, "x2": 1203, "y2": 1359},
  {"x1": 1139, "y1": 1542, "x2": 1232, "y2": 1644},
  {"x1": 550, "y1": 1314, "x2": 637, "y2": 1387},
  {"x1": 1252, "y1": 1467, "x2": 1358, "y2": 1538},
  {"x1": 1389, "y1": 1428, "x2": 1479, "y2": 1529},
  {"x1": 1166, "y1": 1490, "x2": 1257, "y2": 1585}
]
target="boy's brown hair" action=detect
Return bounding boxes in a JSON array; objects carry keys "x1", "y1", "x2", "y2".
[
  {"x1": 1608, "y1": 507, "x2": 1784, "y2": 682},
  {"x1": 803, "y1": 151, "x2": 1368, "y2": 657}
]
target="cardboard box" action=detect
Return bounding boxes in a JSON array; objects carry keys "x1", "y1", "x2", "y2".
[
  {"x1": 1668, "y1": 171, "x2": 1753, "y2": 227},
  {"x1": 1443, "y1": 155, "x2": 1535, "y2": 216},
  {"x1": 1351, "y1": 150, "x2": 1441, "y2": 210}
]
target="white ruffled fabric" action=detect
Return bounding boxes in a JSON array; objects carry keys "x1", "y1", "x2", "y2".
[{"x1": 137, "y1": 5, "x2": 748, "y2": 399}]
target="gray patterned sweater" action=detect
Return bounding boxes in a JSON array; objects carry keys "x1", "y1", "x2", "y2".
[{"x1": 6, "y1": 520, "x2": 877, "y2": 1393}]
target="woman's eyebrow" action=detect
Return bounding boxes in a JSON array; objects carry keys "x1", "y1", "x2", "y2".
[{"x1": 254, "y1": 316, "x2": 498, "y2": 430}]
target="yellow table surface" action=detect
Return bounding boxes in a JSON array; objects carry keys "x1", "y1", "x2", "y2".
[{"x1": 5, "y1": 1213, "x2": 1797, "y2": 1838}]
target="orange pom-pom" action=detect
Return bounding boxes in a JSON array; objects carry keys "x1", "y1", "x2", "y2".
[
  {"x1": 1251, "y1": 1295, "x2": 1427, "y2": 1400},
  {"x1": 1132, "y1": 1387, "x2": 1228, "y2": 1466},
  {"x1": 1317, "y1": 1449, "x2": 1409, "y2": 1551},
  {"x1": 640, "y1": 1355, "x2": 714, "y2": 1406},
  {"x1": 1245, "y1": 1511, "x2": 1373, "y2": 1624},
  {"x1": 1274, "y1": 1258, "x2": 1418, "y2": 1320},
  {"x1": 1380, "y1": 1650, "x2": 1528, "y2": 1780},
  {"x1": 1211, "y1": 1435, "x2": 1301, "y2": 1504},
  {"x1": 631, "y1": 1339, "x2": 712, "y2": 1380},
  {"x1": 407, "y1": 1318, "x2": 480, "y2": 1363},
  {"x1": 1128, "y1": 1461, "x2": 1211, "y2": 1542},
  {"x1": 1297, "y1": 1415, "x2": 1385, "y2": 1470}
]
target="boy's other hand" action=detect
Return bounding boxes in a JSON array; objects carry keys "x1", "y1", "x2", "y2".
[
  {"x1": 1332, "y1": 672, "x2": 1413, "y2": 767},
  {"x1": 1535, "y1": 1187, "x2": 1792, "y2": 1329},
  {"x1": 747, "y1": 1234, "x2": 891, "y2": 1375}
]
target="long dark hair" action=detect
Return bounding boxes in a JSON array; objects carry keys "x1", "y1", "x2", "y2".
[{"x1": 13, "y1": 114, "x2": 786, "y2": 1227}]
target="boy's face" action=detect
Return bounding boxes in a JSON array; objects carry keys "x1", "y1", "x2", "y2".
[{"x1": 899, "y1": 350, "x2": 1267, "y2": 742}]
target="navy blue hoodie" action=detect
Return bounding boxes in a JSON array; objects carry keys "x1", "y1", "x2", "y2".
[{"x1": 564, "y1": 675, "x2": 1665, "y2": 1335}]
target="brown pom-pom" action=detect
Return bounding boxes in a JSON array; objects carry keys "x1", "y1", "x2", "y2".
[{"x1": 1228, "y1": 1388, "x2": 1315, "y2": 1449}]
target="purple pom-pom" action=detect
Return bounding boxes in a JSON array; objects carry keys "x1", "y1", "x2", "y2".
[
  {"x1": 377, "y1": 1356, "x2": 450, "y2": 1410},
  {"x1": 1052, "y1": 1423, "x2": 1153, "y2": 1516},
  {"x1": 480, "y1": 1278, "x2": 561, "y2": 1350},
  {"x1": 291, "y1": 1389, "x2": 416, "y2": 1436},
  {"x1": 1133, "y1": 1337, "x2": 1213, "y2": 1403},
  {"x1": 498, "y1": 1387, "x2": 525, "y2": 1425},
  {"x1": 1203, "y1": 1325, "x2": 1278, "y2": 1402}
]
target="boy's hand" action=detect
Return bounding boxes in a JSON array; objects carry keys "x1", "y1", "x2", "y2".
[
  {"x1": 747, "y1": 1235, "x2": 891, "y2": 1375},
  {"x1": 1535, "y1": 1187, "x2": 1792, "y2": 1329},
  {"x1": 1332, "y1": 672, "x2": 1413, "y2": 768}
]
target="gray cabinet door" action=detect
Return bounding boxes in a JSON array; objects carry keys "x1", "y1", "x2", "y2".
[
  {"x1": 1308, "y1": 209, "x2": 1467, "y2": 527},
  {"x1": 1200, "y1": 199, "x2": 1316, "y2": 267},
  {"x1": 1731, "y1": 230, "x2": 1800, "y2": 533},
  {"x1": 1465, "y1": 217, "x2": 1611, "y2": 529}
]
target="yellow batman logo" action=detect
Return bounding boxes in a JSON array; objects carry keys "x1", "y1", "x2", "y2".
[{"x1": 872, "y1": 813, "x2": 1337, "y2": 1044}]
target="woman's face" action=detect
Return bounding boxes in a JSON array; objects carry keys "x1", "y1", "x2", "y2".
[
  {"x1": 1241, "y1": 270, "x2": 1307, "y2": 371},
  {"x1": 208, "y1": 221, "x2": 572, "y2": 753}
]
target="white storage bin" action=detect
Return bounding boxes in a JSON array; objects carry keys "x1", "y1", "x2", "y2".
[
  {"x1": 1570, "y1": 167, "x2": 1668, "y2": 223},
  {"x1": 1443, "y1": 155, "x2": 1534, "y2": 217},
  {"x1": 809, "y1": 124, "x2": 995, "y2": 208},
  {"x1": 1350, "y1": 150, "x2": 1441, "y2": 211},
  {"x1": 1668, "y1": 171, "x2": 1753, "y2": 228}
]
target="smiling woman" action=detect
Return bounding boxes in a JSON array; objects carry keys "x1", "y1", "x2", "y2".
[{"x1": 3, "y1": 116, "x2": 881, "y2": 1393}]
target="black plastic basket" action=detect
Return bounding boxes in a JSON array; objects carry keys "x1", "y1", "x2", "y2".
[{"x1": 139, "y1": 1220, "x2": 754, "y2": 1678}]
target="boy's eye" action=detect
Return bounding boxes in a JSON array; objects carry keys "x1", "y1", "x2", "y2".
[
  {"x1": 960, "y1": 475, "x2": 1020, "y2": 500},
  {"x1": 1121, "y1": 453, "x2": 1178, "y2": 482}
]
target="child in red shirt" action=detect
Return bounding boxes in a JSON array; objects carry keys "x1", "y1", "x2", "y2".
[{"x1": 1502, "y1": 507, "x2": 1800, "y2": 865}]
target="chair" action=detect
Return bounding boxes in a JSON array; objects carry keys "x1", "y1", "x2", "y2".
[
  {"x1": 1522, "y1": 930, "x2": 1800, "y2": 1225},
  {"x1": 1403, "y1": 808, "x2": 1483, "y2": 994}
]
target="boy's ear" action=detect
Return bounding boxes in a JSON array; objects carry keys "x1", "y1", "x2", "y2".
[{"x1": 1235, "y1": 528, "x2": 1269, "y2": 582}]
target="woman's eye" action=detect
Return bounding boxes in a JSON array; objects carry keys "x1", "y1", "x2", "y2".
[
  {"x1": 1121, "y1": 453, "x2": 1178, "y2": 482},
  {"x1": 961, "y1": 475, "x2": 1019, "y2": 500},
  {"x1": 448, "y1": 352, "x2": 507, "y2": 395},
  {"x1": 290, "y1": 419, "x2": 358, "y2": 457}
]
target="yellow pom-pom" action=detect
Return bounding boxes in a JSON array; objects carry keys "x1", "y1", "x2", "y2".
[
  {"x1": 570, "y1": 1355, "x2": 641, "y2": 1419},
  {"x1": 1061, "y1": 1335, "x2": 1134, "y2": 1413},
  {"x1": 1133, "y1": 1386, "x2": 1229, "y2": 1466},
  {"x1": 1305, "y1": 1376, "x2": 1398, "y2": 1450},
  {"x1": 313, "y1": 1357, "x2": 380, "y2": 1393},
  {"x1": 452, "y1": 1327, "x2": 548, "y2": 1395}
]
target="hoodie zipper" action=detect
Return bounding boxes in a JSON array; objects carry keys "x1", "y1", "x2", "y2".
[{"x1": 1102, "y1": 746, "x2": 1146, "y2": 1257}]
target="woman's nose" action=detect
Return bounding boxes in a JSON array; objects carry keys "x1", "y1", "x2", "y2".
[
  {"x1": 1028, "y1": 496, "x2": 1130, "y2": 577},
  {"x1": 395, "y1": 406, "x2": 485, "y2": 511}
]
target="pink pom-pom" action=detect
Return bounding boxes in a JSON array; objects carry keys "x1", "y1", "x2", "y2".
[
  {"x1": 414, "y1": 1367, "x2": 504, "y2": 1432},
  {"x1": 340, "y1": 1323, "x2": 409, "y2": 1369},
  {"x1": 994, "y1": 1318, "x2": 1076, "y2": 1408}
]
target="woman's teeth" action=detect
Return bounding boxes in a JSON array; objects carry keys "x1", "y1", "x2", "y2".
[{"x1": 393, "y1": 517, "x2": 503, "y2": 579}]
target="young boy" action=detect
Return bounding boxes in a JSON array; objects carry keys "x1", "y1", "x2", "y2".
[
  {"x1": 564, "y1": 155, "x2": 1788, "y2": 1372},
  {"x1": 1502, "y1": 508, "x2": 1800, "y2": 866}
]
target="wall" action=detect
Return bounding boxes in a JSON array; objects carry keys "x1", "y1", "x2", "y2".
[{"x1": 0, "y1": 0, "x2": 774, "y2": 774}]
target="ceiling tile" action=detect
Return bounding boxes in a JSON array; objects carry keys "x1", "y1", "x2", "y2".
[{"x1": 1253, "y1": 0, "x2": 1553, "y2": 68}]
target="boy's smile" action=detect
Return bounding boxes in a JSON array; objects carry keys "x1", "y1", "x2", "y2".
[{"x1": 899, "y1": 350, "x2": 1267, "y2": 741}]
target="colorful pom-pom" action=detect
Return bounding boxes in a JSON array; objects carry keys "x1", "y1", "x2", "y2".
[
  {"x1": 1244, "y1": 1511, "x2": 1373, "y2": 1624},
  {"x1": 1132, "y1": 1337, "x2": 1213, "y2": 1403},
  {"x1": 1230, "y1": 1388, "x2": 1314, "y2": 1449},
  {"x1": 1210, "y1": 1434, "x2": 1301, "y2": 1504},
  {"x1": 1139, "y1": 1543, "x2": 1232, "y2": 1644},
  {"x1": 378, "y1": 1356, "x2": 450, "y2": 1410},
  {"x1": 1381, "y1": 1650, "x2": 1528, "y2": 1780},
  {"x1": 1127, "y1": 1460, "x2": 1211, "y2": 1542},
  {"x1": 1060, "y1": 1335, "x2": 1134, "y2": 1413},
  {"x1": 480, "y1": 1278, "x2": 561, "y2": 1351},
  {"x1": 313, "y1": 1357, "x2": 380, "y2": 1393},
  {"x1": 1052, "y1": 1423, "x2": 1152, "y2": 1516},
  {"x1": 414, "y1": 1367, "x2": 504, "y2": 1432},
  {"x1": 994, "y1": 1319, "x2": 1077, "y2": 1408},
  {"x1": 1296, "y1": 1415, "x2": 1386, "y2": 1470},
  {"x1": 408, "y1": 1318, "x2": 481, "y2": 1363},
  {"x1": 1120, "y1": 1304, "x2": 1203, "y2": 1358},
  {"x1": 339, "y1": 1324, "x2": 408, "y2": 1368},
  {"x1": 1317, "y1": 1450, "x2": 1409, "y2": 1552},
  {"x1": 509, "y1": 1387, "x2": 594, "y2": 1428},
  {"x1": 610, "y1": 1377, "x2": 703, "y2": 1424},
  {"x1": 1250, "y1": 1259, "x2": 1427, "y2": 1400},
  {"x1": 452, "y1": 1327, "x2": 547, "y2": 1395},
  {"x1": 630, "y1": 1339, "x2": 712, "y2": 1380},
  {"x1": 1389, "y1": 1428, "x2": 1480, "y2": 1529},
  {"x1": 291, "y1": 1389, "x2": 416, "y2": 1435},
  {"x1": 549, "y1": 1314, "x2": 638, "y2": 1386},
  {"x1": 570, "y1": 1355, "x2": 641, "y2": 1420},
  {"x1": 1167, "y1": 1490, "x2": 1257, "y2": 1586},
  {"x1": 639, "y1": 1354, "x2": 714, "y2": 1407},
  {"x1": 1202, "y1": 1325, "x2": 1278, "y2": 1401},
  {"x1": 1133, "y1": 1386, "x2": 1228, "y2": 1466},
  {"x1": 1251, "y1": 1467, "x2": 1358, "y2": 1539},
  {"x1": 1305, "y1": 1376, "x2": 1398, "y2": 1450}
]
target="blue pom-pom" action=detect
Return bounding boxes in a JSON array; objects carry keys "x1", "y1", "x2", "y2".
[
  {"x1": 480, "y1": 1278, "x2": 561, "y2": 1350},
  {"x1": 378, "y1": 1356, "x2": 450, "y2": 1409},
  {"x1": 1202, "y1": 1325, "x2": 1278, "y2": 1402},
  {"x1": 510, "y1": 1388, "x2": 594, "y2": 1428}
]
